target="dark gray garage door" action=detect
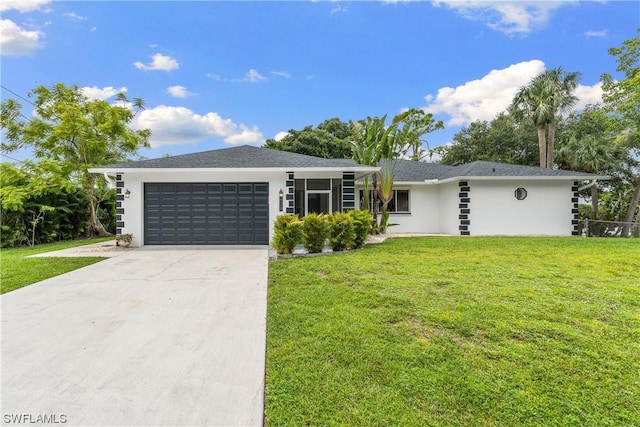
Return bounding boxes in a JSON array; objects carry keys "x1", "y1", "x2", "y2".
[{"x1": 144, "y1": 183, "x2": 269, "y2": 245}]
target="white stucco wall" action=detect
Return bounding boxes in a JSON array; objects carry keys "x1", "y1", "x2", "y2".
[
  {"x1": 469, "y1": 180, "x2": 574, "y2": 236},
  {"x1": 386, "y1": 185, "x2": 440, "y2": 233},
  {"x1": 438, "y1": 181, "x2": 462, "y2": 235},
  {"x1": 117, "y1": 170, "x2": 289, "y2": 246},
  {"x1": 117, "y1": 170, "x2": 578, "y2": 244}
]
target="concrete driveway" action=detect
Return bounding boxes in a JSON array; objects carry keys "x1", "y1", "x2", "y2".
[{"x1": 1, "y1": 246, "x2": 268, "y2": 426}]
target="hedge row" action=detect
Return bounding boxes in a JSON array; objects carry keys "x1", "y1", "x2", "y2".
[
  {"x1": 1, "y1": 189, "x2": 117, "y2": 248},
  {"x1": 272, "y1": 210, "x2": 373, "y2": 255}
]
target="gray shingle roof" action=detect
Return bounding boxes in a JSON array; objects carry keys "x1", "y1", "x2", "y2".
[
  {"x1": 381, "y1": 159, "x2": 605, "y2": 181},
  {"x1": 380, "y1": 159, "x2": 455, "y2": 181},
  {"x1": 99, "y1": 145, "x2": 606, "y2": 181},
  {"x1": 103, "y1": 145, "x2": 361, "y2": 169},
  {"x1": 437, "y1": 160, "x2": 603, "y2": 179}
]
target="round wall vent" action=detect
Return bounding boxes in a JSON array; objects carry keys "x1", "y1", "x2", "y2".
[{"x1": 515, "y1": 187, "x2": 528, "y2": 200}]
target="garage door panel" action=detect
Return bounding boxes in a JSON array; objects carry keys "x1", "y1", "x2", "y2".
[
  {"x1": 254, "y1": 184, "x2": 268, "y2": 194},
  {"x1": 144, "y1": 182, "x2": 269, "y2": 245}
]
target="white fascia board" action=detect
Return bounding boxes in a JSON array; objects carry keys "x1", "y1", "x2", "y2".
[
  {"x1": 436, "y1": 175, "x2": 609, "y2": 184},
  {"x1": 394, "y1": 180, "x2": 439, "y2": 186},
  {"x1": 89, "y1": 166, "x2": 380, "y2": 175}
]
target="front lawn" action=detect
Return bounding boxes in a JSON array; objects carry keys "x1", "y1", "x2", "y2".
[
  {"x1": 266, "y1": 237, "x2": 640, "y2": 426},
  {"x1": 1, "y1": 238, "x2": 112, "y2": 294}
]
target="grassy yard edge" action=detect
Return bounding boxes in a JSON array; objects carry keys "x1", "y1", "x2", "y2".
[{"x1": 1, "y1": 237, "x2": 114, "y2": 294}]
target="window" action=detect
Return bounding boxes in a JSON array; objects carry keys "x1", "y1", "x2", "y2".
[
  {"x1": 359, "y1": 189, "x2": 410, "y2": 213},
  {"x1": 294, "y1": 178, "x2": 343, "y2": 215}
]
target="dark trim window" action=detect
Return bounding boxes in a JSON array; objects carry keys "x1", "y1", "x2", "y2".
[
  {"x1": 295, "y1": 178, "x2": 343, "y2": 215},
  {"x1": 359, "y1": 189, "x2": 410, "y2": 213}
]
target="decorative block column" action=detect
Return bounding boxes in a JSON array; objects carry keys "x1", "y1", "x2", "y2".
[
  {"x1": 285, "y1": 172, "x2": 295, "y2": 214},
  {"x1": 458, "y1": 181, "x2": 471, "y2": 236},
  {"x1": 342, "y1": 172, "x2": 355, "y2": 211},
  {"x1": 571, "y1": 181, "x2": 579, "y2": 236},
  {"x1": 115, "y1": 173, "x2": 125, "y2": 234}
]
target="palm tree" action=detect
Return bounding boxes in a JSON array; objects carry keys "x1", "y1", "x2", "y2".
[
  {"x1": 511, "y1": 68, "x2": 581, "y2": 168},
  {"x1": 351, "y1": 116, "x2": 402, "y2": 232},
  {"x1": 557, "y1": 135, "x2": 620, "y2": 219}
]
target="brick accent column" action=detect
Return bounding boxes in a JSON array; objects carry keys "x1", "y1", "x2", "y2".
[{"x1": 458, "y1": 181, "x2": 470, "y2": 236}]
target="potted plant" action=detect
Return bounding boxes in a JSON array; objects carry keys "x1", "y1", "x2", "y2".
[{"x1": 115, "y1": 233, "x2": 133, "y2": 247}]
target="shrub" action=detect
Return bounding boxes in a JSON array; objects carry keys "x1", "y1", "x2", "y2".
[
  {"x1": 271, "y1": 214, "x2": 302, "y2": 254},
  {"x1": 328, "y1": 212, "x2": 356, "y2": 251},
  {"x1": 348, "y1": 209, "x2": 373, "y2": 248},
  {"x1": 302, "y1": 213, "x2": 328, "y2": 253}
]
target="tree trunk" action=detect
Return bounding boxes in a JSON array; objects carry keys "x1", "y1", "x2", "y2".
[
  {"x1": 622, "y1": 176, "x2": 640, "y2": 237},
  {"x1": 546, "y1": 122, "x2": 556, "y2": 169},
  {"x1": 591, "y1": 185, "x2": 599, "y2": 220},
  {"x1": 371, "y1": 173, "x2": 379, "y2": 232},
  {"x1": 537, "y1": 124, "x2": 547, "y2": 168},
  {"x1": 89, "y1": 194, "x2": 111, "y2": 237}
]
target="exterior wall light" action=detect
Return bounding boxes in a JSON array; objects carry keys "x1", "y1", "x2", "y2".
[
  {"x1": 125, "y1": 189, "x2": 131, "y2": 198},
  {"x1": 279, "y1": 189, "x2": 284, "y2": 211}
]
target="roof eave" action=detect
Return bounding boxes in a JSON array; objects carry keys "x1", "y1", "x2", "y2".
[
  {"x1": 89, "y1": 166, "x2": 380, "y2": 174},
  {"x1": 436, "y1": 175, "x2": 610, "y2": 183}
]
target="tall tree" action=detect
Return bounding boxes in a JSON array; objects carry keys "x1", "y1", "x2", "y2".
[
  {"x1": 263, "y1": 118, "x2": 356, "y2": 158},
  {"x1": 392, "y1": 108, "x2": 444, "y2": 160},
  {"x1": 511, "y1": 67, "x2": 581, "y2": 168},
  {"x1": 601, "y1": 29, "x2": 640, "y2": 228},
  {"x1": 441, "y1": 112, "x2": 539, "y2": 166},
  {"x1": 1, "y1": 83, "x2": 150, "y2": 236}
]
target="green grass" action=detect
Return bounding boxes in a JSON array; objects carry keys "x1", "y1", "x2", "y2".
[
  {"x1": 266, "y1": 237, "x2": 640, "y2": 426},
  {"x1": 1, "y1": 238, "x2": 112, "y2": 294}
]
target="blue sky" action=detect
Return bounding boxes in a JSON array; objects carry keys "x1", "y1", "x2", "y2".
[{"x1": 1, "y1": 1, "x2": 638, "y2": 162}]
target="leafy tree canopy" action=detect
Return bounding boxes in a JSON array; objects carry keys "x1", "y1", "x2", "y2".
[
  {"x1": 263, "y1": 118, "x2": 356, "y2": 158},
  {"x1": 1, "y1": 83, "x2": 150, "y2": 235},
  {"x1": 439, "y1": 113, "x2": 539, "y2": 166},
  {"x1": 392, "y1": 108, "x2": 444, "y2": 160},
  {"x1": 601, "y1": 28, "x2": 640, "y2": 127},
  {"x1": 601, "y1": 29, "x2": 640, "y2": 225}
]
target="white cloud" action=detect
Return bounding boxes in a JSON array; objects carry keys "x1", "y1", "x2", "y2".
[
  {"x1": 0, "y1": 0, "x2": 50, "y2": 13},
  {"x1": 0, "y1": 19, "x2": 42, "y2": 56},
  {"x1": 423, "y1": 59, "x2": 546, "y2": 126},
  {"x1": 274, "y1": 131, "x2": 290, "y2": 141},
  {"x1": 270, "y1": 70, "x2": 291, "y2": 79},
  {"x1": 233, "y1": 69, "x2": 267, "y2": 83},
  {"x1": 65, "y1": 12, "x2": 87, "y2": 20},
  {"x1": 574, "y1": 82, "x2": 603, "y2": 110},
  {"x1": 423, "y1": 59, "x2": 603, "y2": 126},
  {"x1": 225, "y1": 125, "x2": 264, "y2": 145},
  {"x1": 166, "y1": 85, "x2": 193, "y2": 98},
  {"x1": 132, "y1": 105, "x2": 264, "y2": 147},
  {"x1": 206, "y1": 73, "x2": 221, "y2": 80},
  {"x1": 133, "y1": 53, "x2": 179, "y2": 72},
  {"x1": 81, "y1": 86, "x2": 127, "y2": 101},
  {"x1": 433, "y1": 1, "x2": 574, "y2": 35},
  {"x1": 584, "y1": 29, "x2": 608, "y2": 37}
]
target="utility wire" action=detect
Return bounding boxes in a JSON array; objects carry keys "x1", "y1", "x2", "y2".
[
  {"x1": 0, "y1": 84, "x2": 35, "y2": 106},
  {"x1": 0, "y1": 153, "x2": 24, "y2": 163}
]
